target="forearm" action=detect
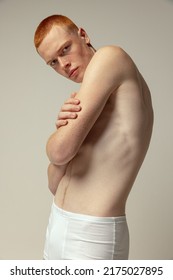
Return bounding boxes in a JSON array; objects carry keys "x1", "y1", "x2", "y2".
[
  {"x1": 46, "y1": 94, "x2": 81, "y2": 165},
  {"x1": 47, "y1": 163, "x2": 67, "y2": 195}
]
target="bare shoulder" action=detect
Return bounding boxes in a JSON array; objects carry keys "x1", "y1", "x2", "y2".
[
  {"x1": 93, "y1": 45, "x2": 131, "y2": 64},
  {"x1": 88, "y1": 45, "x2": 136, "y2": 74},
  {"x1": 96, "y1": 45, "x2": 125, "y2": 54},
  {"x1": 84, "y1": 45, "x2": 136, "y2": 87}
]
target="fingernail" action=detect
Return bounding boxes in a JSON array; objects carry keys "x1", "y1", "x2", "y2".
[
  {"x1": 76, "y1": 106, "x2": 81, "y2": 111},
  {"x1": 71, "y1": 113, "x2": 76, "y2": 117}
]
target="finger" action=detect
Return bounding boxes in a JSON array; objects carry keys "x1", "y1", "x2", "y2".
[
  {"x1": 61, "y1": 104, "x2": 81, "y2": 112},
  {"x1": 56, "y1": 120, "x2": 68, "y2": 129},
  {"x1": 71, "y1": 92, "x2": 77, "y2": 98},
  {"x1": 58, "y1": 111, "x2": 77, "y2": 120},
  {"x1": 65, "y1": 92, "x2": 80, "y2": 104},
  {"x1": 65, "y1": 98, "x2": 80, "y2": 105}
]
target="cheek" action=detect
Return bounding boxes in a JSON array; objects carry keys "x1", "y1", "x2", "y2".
[{"x1": 75, "y1": 49, "x2": 85, "y2": 60}]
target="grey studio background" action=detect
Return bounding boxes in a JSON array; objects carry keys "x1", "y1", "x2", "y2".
[{"x1": 0, "y1": 0, "x2": 172, "y2": 260}]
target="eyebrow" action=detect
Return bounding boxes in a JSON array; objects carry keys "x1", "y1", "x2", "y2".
[{"x1": 46, "y1": 40, "x2": 71, "y2": 65}]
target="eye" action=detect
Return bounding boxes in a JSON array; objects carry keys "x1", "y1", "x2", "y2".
[
  {"x1": 50, "y1": 59, "x2": 58, "y2": 68},
  {"x1": 62, "y1": 45, "x2": 70, "y2": 54}
]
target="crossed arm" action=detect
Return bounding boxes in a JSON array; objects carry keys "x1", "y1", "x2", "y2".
[
  {"x1": 46, "y1": 47, "x2": 126, "y2": 166},
  {"x1": 47, "y1": 46, "x2": 133, "y2": 194},
  {"x1": 48, "y1": 93, "x2": 81, "y2": 195}
]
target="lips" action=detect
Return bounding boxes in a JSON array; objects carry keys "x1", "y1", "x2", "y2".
[{"x1": 69, "y1": 68, "x2": 78, "y2": 78}]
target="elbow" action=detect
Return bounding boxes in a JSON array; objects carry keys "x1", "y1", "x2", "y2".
[{"x1": 46, "y1": 138, "x2": 75, "y2": 165}]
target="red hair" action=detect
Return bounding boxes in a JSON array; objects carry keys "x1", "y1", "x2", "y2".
[{"x1": 34, "y1": 15, "x2": 79, "y2": 49}]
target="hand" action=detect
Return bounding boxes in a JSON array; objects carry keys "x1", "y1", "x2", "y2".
[{"x1": 56, "y1": 92, "x2": 81, "y2": 129}]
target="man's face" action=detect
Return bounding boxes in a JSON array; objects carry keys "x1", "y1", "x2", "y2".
[{"x1": 37, "y1": 26, "x2": 94, "y2": 83}]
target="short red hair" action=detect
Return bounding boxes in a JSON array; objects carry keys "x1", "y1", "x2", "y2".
[{"x1": 34, "y1": 15, "x2": 79, "y2": 49}]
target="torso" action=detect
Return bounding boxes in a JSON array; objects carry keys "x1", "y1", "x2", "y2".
[{"x1": 54, "y1": 59, "x2": 154, "y2": 217}]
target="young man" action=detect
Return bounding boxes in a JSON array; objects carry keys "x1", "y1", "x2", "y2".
[{"x1": 34, "y1": 15, "x2": 153, "y2": 260}]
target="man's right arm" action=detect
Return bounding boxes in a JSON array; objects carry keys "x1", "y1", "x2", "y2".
[
  {"x1": 47, "y1": 93, "x2": 81, "y2": 195},
  {"x1": 47, "y1": 163, "x2": 67, "y2": 195}
]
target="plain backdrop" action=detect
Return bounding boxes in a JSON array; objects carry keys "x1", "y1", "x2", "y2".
[{"x1": 0, "y1": 0, "x2": 173, "y2": 259}]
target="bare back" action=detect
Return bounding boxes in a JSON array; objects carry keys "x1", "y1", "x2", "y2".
[{"x1": 54, "y1": 51, "x2": 153, "y2": 217}]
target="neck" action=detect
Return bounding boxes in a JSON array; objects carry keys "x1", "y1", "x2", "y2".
[{"x1": 88, "y1": 43, "x2": 96, "y2": 53}]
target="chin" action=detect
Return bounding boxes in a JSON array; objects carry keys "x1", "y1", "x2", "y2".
[
  {"x1": 71, "y1": 75, "x2": 83, "y2": 83},
  {"x1": 77, "y1": 73, "x2": 84, "y2": 83}
]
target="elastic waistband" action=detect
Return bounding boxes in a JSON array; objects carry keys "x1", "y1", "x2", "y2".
[{"x1": 52, "y1": 201, "x2": 126, "y2": 223}]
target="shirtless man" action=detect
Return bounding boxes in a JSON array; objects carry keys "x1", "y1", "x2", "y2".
[{"x1": 34, "y1": 15, "x2": 153, "y2": 260}]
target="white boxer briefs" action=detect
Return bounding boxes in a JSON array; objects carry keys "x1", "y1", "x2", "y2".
[{"x1": 43, "y1": 202, "x2": 129, "y2": 260}]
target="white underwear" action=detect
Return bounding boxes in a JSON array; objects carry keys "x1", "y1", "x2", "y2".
[{"x1": 43, "y1": 202, "x2": 129, "y2": 260}]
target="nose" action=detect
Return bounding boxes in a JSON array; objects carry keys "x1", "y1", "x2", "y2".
[{"x1": 58, "y1": 57, "x2": 70, "y2": 69}]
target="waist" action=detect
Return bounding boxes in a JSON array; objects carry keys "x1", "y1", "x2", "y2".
[
  {"x1": 53, "y1": 200, "x2": 126, "y2": 223},
  {"x1": 55, "y1": 179, "x2": 127, "y2": 217}
]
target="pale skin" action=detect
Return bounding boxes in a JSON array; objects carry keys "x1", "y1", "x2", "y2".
[
  {"x1": 47, "y1": 92, "x2": 81, "y2": 195},
  {"x1": 38, "y1": 25, "x2": 153, "y2": 217}
]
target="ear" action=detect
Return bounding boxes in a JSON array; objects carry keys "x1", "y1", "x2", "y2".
[{"x1": 78, "y1": 28, "x2": 90, "y2": 45}]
